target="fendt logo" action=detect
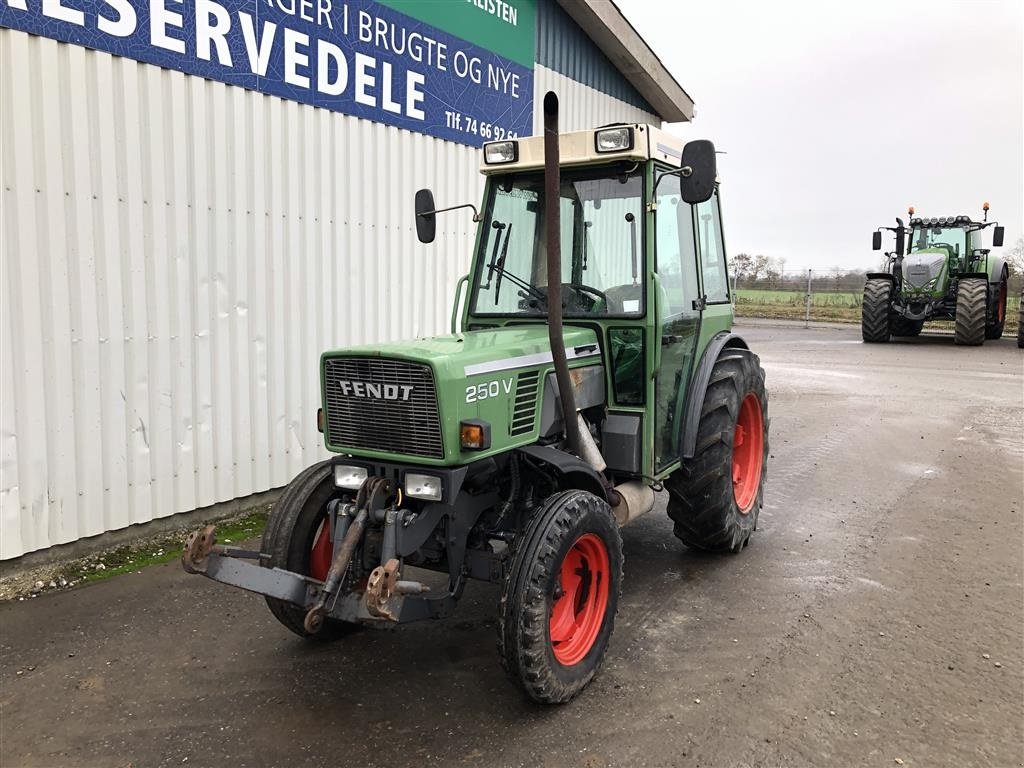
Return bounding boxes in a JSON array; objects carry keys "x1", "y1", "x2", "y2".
[{"x1": 336, "y1": 380, "x2": 414, "y2": 401}]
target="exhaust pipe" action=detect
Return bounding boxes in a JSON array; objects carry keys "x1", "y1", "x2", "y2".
[{"x1": 543, "y1": 91, "x2": 583, "y2": 457}]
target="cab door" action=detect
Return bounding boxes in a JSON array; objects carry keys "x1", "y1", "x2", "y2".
[
  {"x1": 694, "y1": 187, "x2": 733, "y2": 346},
  {"x1": 652, "y1": 173, "x2": 702, "y2": 474}
]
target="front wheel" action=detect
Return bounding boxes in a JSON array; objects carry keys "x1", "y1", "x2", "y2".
[
  {"x1": 862, "y1": 278, "x2": 892, "y2": 343},
  {"x1": 954, "y1": 277, "x2": 988, "y2": 346},
  {"x1": 666, "y1": 349, "x2": 769, "y2": 553},
  {"x1": 261, "y1": 461, "x2": 358, "y2": 641},
  {"x1": 498, "y1": 490, "x2": 623, "y2": 704}
]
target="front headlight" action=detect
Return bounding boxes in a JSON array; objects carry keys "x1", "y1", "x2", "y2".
[
  {"x1": 405, "y1": 473, "x2": 442, "y2": 501},
  {"x1": 483, "y1": 140, "x2": 518, "y2": 164},
  {"x1": 595, "y1": 126, "x2": 634, "y2": 153},
  {"x1": 333, "y1": 464, "x2": 367, "y2": 490}
]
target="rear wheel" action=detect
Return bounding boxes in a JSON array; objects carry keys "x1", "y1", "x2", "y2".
[
  {"x1": 666, "y1": 349, "x2": 769, "y2": 553},
  {"x1": 954, "y1": 277, "x2": 988, "y2": 346},
  {"x1": 985, "y1": 271, "x2": 1008, "y2": 340},
  {"x1": 498, "y1": 490, "x2": 623, "y2": 704},
  {"x1": 890, "y1": 315, "x2": 923, "y2": 337},
  {"x1": 862, "y1": 278, "x2": 892, "y2": 343},
  {"x1": 262, "y1": 460, "x2": 357, "y2": 641}
]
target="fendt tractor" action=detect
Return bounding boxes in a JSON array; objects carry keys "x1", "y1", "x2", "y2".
[
  {"x1": 863, "y1": 205, "x2": 1007, "y2": 345},
  {"x1": 182, "y1": 93, "x2": 770, "y2": 704}
]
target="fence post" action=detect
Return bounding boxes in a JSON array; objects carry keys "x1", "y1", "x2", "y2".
[{"x1": 804, "y1": 269, "x2": 813, "y2": 328}]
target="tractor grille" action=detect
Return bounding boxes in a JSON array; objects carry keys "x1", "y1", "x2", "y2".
[
  {"x1": 323, "y1": 357, "x2": 443, "y2": 459},
  {"x1": 510, "y1": 371, "x2": 540, "y2": 436}
]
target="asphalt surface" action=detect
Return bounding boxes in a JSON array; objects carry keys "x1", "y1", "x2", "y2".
[{"x1": 2, "y1": 322, "x2": 1023, "y2": 768}]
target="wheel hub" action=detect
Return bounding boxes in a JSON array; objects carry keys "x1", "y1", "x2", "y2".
[
  {"x1": 549, "y1": 533, "x2": 610, "y2": 666},
  {"x1": 732, "y1": 393, "x2": 764, "y2": 514}
]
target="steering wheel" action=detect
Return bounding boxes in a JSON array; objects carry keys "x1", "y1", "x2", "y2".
[{"x1": 570, "y1": 283, "x2": 608, "y2": 303}]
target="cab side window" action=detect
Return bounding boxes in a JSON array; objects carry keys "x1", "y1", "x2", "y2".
[
  {"x1": 655, "y1": 174, "x2": 699, "y2": 316},
  {"x1": 695, "y1": 190, "x2": 729, "y2": 303}
]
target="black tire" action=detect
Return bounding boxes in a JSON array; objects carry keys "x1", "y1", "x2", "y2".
[
  {"x1": 666, "y1": 349, "x2": 769, "y2": 553},
  {"x1": 985, "y1": 272, "x2": 1008, "y2": 340},
  {"x1": 262, "y1": 460, "x2": 356, "y2": 641},
  {"x1": 862, "y1": 278, "x2": 892, "y2": 343},
  {"x1": 498, "y1": 490, "x2": 623, "y2": 704},
  {"x1": 954, "y1": 277, "x2": 988, "y2": 346},
  {"x1": 890, "y1": 315, "x2": 923, "y2": 337},
  {"x1": 1017, "y1": 291, "x2": 1023, "y2": 348}
]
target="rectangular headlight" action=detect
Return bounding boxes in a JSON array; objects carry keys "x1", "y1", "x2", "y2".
[
  {"x1": 484, "y1": 140, "x2": 518, "y2": 164},
  {"x1": 595, "y1": 127, "x2": 634, "y2": 153},
  {"x1": 405, "y1": 473, "x2": 442, "y2": 501},
  {"x1": 333, "y1": 464, "x2": 367, "y2": 490}
]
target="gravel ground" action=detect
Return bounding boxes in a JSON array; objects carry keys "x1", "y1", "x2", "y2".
[{"x1": 1, "y1": 321, "x2": 1022, "y2": 768}]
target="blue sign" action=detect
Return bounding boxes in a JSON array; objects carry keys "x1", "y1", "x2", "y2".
[{"x1": 0, "y1": 0, "x2": 535, "y2": 146}]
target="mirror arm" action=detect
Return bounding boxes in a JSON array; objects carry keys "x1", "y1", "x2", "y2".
[
  {"x1": 417, "y1": 202, "x2": 483, "y2": 222},
  {"x1": 653, "y1": 165, "x2": 693, "y2": 194}
]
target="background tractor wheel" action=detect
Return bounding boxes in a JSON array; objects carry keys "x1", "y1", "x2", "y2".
[
  {"x1": 498, "y1": 489, "x2": 623, "y2": 704},
  {"x1": 954, "y1": 277, "x2": 988, "y2": 346},
  {"x1": 985, "y1": 270, "x2": 1008, "y2": 340},
  {"x1": 890, "y1": 316, "x2": 924, "y2": 337},
  {"x1": 1017, "y1": 290, "x2": 1024, "y2": 348},
  {"x1": 861, "y1": 278, "x2": 892, "y2": 343},
  {"x1": 666, "y1": 349, "x2": 768, "y2": 553},
  {"x1": 262, "y1": 460, "x2": 357, "y2": 641}
]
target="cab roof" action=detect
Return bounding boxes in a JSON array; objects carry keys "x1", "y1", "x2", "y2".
[{"x1": 479, "y1": 124, "x2": 686, "y2": 174}]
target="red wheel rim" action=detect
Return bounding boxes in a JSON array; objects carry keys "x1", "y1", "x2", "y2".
[
  {"x1": 732, "y1": 392, "x2": 764, "y2": 514},
  {"x1": 549, "y1": 533, "x2": 610, "y2": 666},
  {"x1": 309, "y1": 518, "x2": 332, "y2": 581},
  {"x1": 998, "y1": 281, "x2": 1007, "y2": 322}
]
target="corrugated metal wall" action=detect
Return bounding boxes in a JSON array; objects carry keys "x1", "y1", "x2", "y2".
[
  {"x1": 534, "y1": 66, "x2": 660, "y2": 132},
  {"x1": 0, "y1": 27, "x2": 663, "y2": 559}
]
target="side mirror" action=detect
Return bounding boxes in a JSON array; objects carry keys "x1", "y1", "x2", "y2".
[
  {"x1": 872, "y1": 231, "x2": 882, "y2": 251},
  {"x1": 679, "y1": 140, "x2": 716, "y2": 204},
  {"x1": 993, "y1": 226, "x2": 1005, "y2": 248},
  {"x1": 415, "y1": 189, "x2": 436, "y2": 244}
]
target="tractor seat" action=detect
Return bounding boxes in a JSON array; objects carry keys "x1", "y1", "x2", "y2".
[{"x1": 603, "y1": 283, "x2": 644, "y2": 314}]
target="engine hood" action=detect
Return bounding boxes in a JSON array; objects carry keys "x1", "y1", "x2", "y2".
[
  {"x1": 322, "y1": 325, "x2": 601, "y2": 380},
  {"x1": 320, "y1": 325, "x2": 604, "y2": 466},
  {"x1": 901, "y1": 250, "x2": 948, "y2": 294}
]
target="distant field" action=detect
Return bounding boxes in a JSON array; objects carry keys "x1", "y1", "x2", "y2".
[
  {"x1": 735, "y1": 288, "x2": 1021, "y2": 332},
  {"x1": 736, "y1": 289, "x2": 862, "y2": 308}
]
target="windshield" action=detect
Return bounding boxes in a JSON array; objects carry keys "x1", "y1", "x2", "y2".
[
  {"x1": 470, "y1": 166, "x2": 645, "y2": 317},
  {"x1": 909, "y1": 226, "x2": 967, "y2": 259}
]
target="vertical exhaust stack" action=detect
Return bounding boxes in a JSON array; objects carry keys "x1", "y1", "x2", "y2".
[{"x1": 543, "y1": 91, "x2": 583, "y2": 457}]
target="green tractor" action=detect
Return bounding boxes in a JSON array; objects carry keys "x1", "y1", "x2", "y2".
[
  {"x1": 182, "y1": 93, "x2": 769, "y2": 704},
  {"x1": 862, "y1": 205, "x2": 1007, "y2": 345}
]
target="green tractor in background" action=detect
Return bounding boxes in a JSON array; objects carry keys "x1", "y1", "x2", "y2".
[
  {"x1": 863, "y1": 205, "x2": 1007, "y2": 345},
  {"x1": 182, "y1": 93, "x2": 769, "y2": 704}
]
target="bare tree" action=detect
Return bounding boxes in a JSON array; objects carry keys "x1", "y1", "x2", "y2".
[
  {"x1": 753, "y1": 254, "x2": 769, "y2": 283},
  {"x1": 730, "y1": 252, "x2": 754, "y2": 282}
]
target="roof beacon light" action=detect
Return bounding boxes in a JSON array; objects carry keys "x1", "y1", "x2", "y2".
[
  {"x1": 908, "y1": 205, "x2": 915, "y2": 215},
  {"x1": 595, "y1": 126, "x2": 634, "y2": 153},
  {"x1": 484, "y1": 140, "x2": 518, "y2": 165},
  {"x1": 983, "y1": 201, "x2": 990, "y2": 221}
]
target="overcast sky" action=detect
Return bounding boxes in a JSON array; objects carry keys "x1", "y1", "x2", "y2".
[{"x1": 617, "y1": 0, "x2": 1024, "y2": 273}]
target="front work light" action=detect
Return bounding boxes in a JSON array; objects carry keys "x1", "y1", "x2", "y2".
[
  {"x1": 595, "y1": 126, "x2": 634, "y2": 153},
  {"x1": 334, "y1": 464, "x2": 367, "y2": 490},
  {"x1": 459, "y1": 419, "x2": 491, "y2": 450},
  {"x1": 405, "y1": 473, "x2": 442, "y2": 501},
  {"x1": 484, "y1": 141, "x2": 518, "y2": 164}
]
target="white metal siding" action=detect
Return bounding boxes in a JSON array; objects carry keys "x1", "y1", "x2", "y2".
[
  {"x1": 533, "y1": 65, "x2": 661, "y2": 133},
  {"x1": 0, "y1": 30, "x2": 661, "y2": 559}
]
